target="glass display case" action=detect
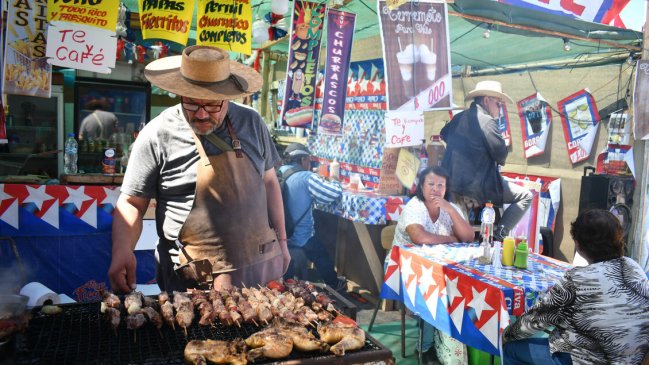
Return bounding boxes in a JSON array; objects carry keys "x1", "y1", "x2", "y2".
[
  {"x1": 73, "y1": 77, "x2": 151, "y2": 173},
  {"x1": 0, "y1": 85, "x2": 64, "y2": 178}
]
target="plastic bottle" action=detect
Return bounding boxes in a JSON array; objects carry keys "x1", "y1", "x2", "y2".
[
  {"x1": 64, "y1": 132, "x2": 78, "y2": 175},
  {"x1": 502, "y1": 236, "x2": 515, "y2": 266},
  {"x1": 428, "y1": 135, "x2": 445, "y2": 167},
  {"x1": 514, "y1": 239, "x2": 529, "y2": 269},
  {"x1": 480, "y1": 201, "x2": 496, "y2": 244},
  {"x1": 330, "y1": 158, "x2": 340, "y2": 180},
  {"x1": 418, "y1": 139, "x2": 428, "y2": 172}
]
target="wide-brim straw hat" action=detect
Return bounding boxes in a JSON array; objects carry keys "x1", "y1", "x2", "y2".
[
  {"x1": 464, "y1": 80, "x2": 514, "y2": 105},
  {"x1": 144, "y1": 45, "x2": 262, "y2": 100}
]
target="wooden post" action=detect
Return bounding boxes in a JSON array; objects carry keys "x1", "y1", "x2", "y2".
[{"x1": 259, "y1": 50, "x2": 271, "y2": 123}]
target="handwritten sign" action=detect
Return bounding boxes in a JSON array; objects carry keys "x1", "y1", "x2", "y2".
[
  {"x1": 385, "y1": 111, "x2": 424, "y2": 147},
  {"x1": 46, "y1": 21, "x2": 116, "y2": 73},
  {"x1": 47, "y1": 0, "x2": 119, "y2": 32},
  {"x1": 378, "y1": 147, "x2": 402, "y2": 195},
  {"x1": 395, "y1": 147, "x2": 419, "y2": 189},
  {"x1": 196, "y1": 0, "x2": 252, "y2": 55}
]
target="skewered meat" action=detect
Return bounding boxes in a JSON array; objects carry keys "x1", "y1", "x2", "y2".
[
  {"x1": 184, "y1": 339, "x2": 247, "y2": 365},
  {"x1": 126, "y1": 312, "x2": 146, "y2": 330},
  {"x1": 158, "y1": 292, "x2": 169, "y2": 305},
  {"x1": 125, "y1": 292, "x2": 143, "y2": 314},
  {"x1": 105, "y1": 307, "x2": 121, "y2": 331},
  {"x1": 176, "y1": 309, "x2": 195, "y2": 335},
  {"x1": 245, "y1": 331, "x2": 293, "y2": 360},
  {"x1": 318, "y1": 321, "x2": 366, "y2": 356},
  {"x1": 101, "y1": 291, "x2": 121, "y2": 309},
  {"x1": 141, "y1": 306, "x2": 162, "y2": 329},
  {"x1": 160, "y1": 301, "x2": 175, "y2": 329}
]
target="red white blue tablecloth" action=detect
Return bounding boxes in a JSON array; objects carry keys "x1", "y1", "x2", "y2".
[
  {"x1": 380, "y1": 243, "x2": 571, "y2": 355},
  {"x1": 316, "y1": 190, "x2": 410, "y2": 225}
]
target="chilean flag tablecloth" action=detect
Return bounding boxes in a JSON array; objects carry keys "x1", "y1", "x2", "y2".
[
  {"x1": 380, "y1": 243, "x2": 571, "y2": 355},
  {"x1": 0, "y1": 184, "x2": 156, "y2": 302}
]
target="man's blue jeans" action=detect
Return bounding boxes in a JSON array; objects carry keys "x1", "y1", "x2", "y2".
[{"x1": 503, "y1": 338, "x2": 572, "y2": 365}]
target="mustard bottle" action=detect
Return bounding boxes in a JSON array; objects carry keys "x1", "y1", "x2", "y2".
[{"x1": 502, "y1": 236, "x2": 515, "y2": 266}]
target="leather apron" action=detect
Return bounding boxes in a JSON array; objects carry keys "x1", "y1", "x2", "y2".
[{"x1": 165, "y1": 116, "x2": 283, "y2": 291}]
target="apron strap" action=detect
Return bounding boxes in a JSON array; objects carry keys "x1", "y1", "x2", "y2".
[{"x1": 224, "y1": 116, "x2": 244, "y2": 158}]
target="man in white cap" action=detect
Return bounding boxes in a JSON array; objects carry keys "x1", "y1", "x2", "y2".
[
  {"x1": 108, "y1": 46, "x2": 290, "y2": 293},
  {"x1": 441, "y1": 80, "x2": 532, "y2": 241}
]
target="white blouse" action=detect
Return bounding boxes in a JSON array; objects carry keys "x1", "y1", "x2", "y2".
[{"x1": 393, "y1": 197, "x2": 464, "y2": 247}]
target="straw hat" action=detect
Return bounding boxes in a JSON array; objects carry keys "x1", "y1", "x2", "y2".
[
  {"x1": 464, "y1": 80, "x2": 513, "y2": 105},
  {"x1": 144, "y1": 45, "x2": 262, "y2": 100}
]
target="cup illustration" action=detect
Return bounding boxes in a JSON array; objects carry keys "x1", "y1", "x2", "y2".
[
  {"x1": 526, "y1": 107, "x2": 543, "y2": 134},
  {"x1": 419, "y1": 44, "x2": 437, "y2": 81},
  {"x1": 396, "y1": 44, "x2": 418, "y2": 82}
]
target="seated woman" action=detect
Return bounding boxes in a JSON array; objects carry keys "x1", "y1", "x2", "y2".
[
  {"x1": 503, "y1": 209, "x2": 649, "y2": 365},
  {"x1": 392, "y1": 166, "x2": 473, "y2": 364}
]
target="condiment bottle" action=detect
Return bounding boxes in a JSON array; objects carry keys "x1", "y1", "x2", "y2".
[
  {"x1": 330, "y1": 158, "x2": 340, "y2": 180},
  {"x1": 502, "y1": 236, "x2": 515, "y2": 266},
  {"x1": 514, "y1": 239, "x2": 529, "y2": 269}
]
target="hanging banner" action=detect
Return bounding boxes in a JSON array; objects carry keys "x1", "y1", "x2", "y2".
[
  {"x1": 315, "y1": 58, "x2": 387, "y2": 111},
  {"x1": 0, "y1": 21, "x2": 5, "y2": 144},
  {"x1": 138, "y1": 0, "x2": 194, "y2": 45},
  {"x1": 557, "y1": 89, "x2": 600, "y2": 165},
  {"x1": 633, "y1": 60, "x2": 649, "y2": 140},
  {"x1": 196, "y1": 0, "x2": 252, "y2": 54},
  {"x1": 385, "y1": 111, "x2": 424, "y2": 148},
  {"x1": 281, "y1": 0, "x2": 326, "y2": 129},
  {"x1": 378, "y1": 0, "x2": 452, "y2": 111},
  {"x1": 47, "y1": 0, "x2": 119, "y2": 32},
  {"x1": 46, "y1": 22, "x2": 117, "y2": 74},
  {"x1": 517, "y1": 93, "x2": 552, "y2": 159},
  {"x1": 318, "y1": 9, "x2": 355, "y2": 136},
  {"x1": 498, "y1": 103, "x2": 511, "y2": 147},
  {"x1": 3, "y1": 0, "x2": 51, "y2": 98}
]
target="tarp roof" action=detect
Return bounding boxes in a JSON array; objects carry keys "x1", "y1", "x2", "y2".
[{"x1": 124, "y1": 0, "x2": 644, "y2": 74}]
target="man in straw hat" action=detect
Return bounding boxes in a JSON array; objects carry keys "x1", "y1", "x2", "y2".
[
  {"x1": 108, "y1": 45, "x2": 290, "y2": 293},
  {"x1": 440, "y1": 80, "x2": 532, "y2": 242}
]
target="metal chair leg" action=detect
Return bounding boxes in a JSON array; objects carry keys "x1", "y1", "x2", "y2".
[
  {"x1": 368, "y1": 298, "x2": 381, "y2": 332},
  {"x1": 400, "y1": 303, "x2": 406, "y2": 358},
  {"x1": 417, "y1": 317, "x2": 424, "y2": 364}
]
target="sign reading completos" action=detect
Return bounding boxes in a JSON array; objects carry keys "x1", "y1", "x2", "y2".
[
  {"x1": 196, "y1": 0, "x2": 252, "y2": 55},
  {"x1": 47, "y1": 0, "x2": 119, "y2": 32},
  {"x1": 138, "y1": 0, "x2": 194, "y2": 45},
  {"x1": 319, "y1": 9, "x2": 355, "y2": 136}
]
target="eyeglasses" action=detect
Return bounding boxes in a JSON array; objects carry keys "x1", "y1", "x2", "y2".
[{"x1": 181, "y1": 98, "x2": 224, "y2": 113}]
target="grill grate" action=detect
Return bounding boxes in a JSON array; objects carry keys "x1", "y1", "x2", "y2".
[{"x1": 9, "y1": 301, "x2": 391, "y2": 365}]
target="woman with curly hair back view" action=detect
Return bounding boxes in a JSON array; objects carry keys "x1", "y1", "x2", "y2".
[{"x1": 503, "y1": 209, "x2": 649, "y2": 365}]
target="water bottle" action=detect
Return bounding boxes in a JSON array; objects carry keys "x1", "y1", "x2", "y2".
[
  {"x1": 480, "y1": 201, "x2": 495, "y2": 244},
  {"x1": 418, "y1": 139, "x2": 428, "y2": 171},
  {"x1": 64, "y1": 132, "x2": 78, "y2": 174}
]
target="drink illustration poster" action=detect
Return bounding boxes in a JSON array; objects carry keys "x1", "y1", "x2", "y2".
[
  {"x1": 557, "y1": 89, "x2": 600, "y2": 165},
  {"x1": 517, "y1": 92, "x2": 552, "y2": 159}
]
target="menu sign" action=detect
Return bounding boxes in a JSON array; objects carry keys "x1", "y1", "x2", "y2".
[
  {"x1": 47, "y1": 0, "x2": 119, "y2": 32},
  {"x1": 378, "y1": 0, "x2": 452, "y2": 111}
]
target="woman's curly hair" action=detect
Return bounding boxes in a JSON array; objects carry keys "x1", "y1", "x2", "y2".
[{"x1": 570, "y1": 209, "x2": 624, "y2": 263}]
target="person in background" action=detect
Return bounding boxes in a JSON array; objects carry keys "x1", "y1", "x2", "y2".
[
  {"x1": 279, "y1": 143, "x2": 345, "y2": 290},
  {"x1": 108, "y1": 45, "x2": 290, "y2": 293},
  {"x1": 78, "y1": 97, "x2": 118, "y2": 141},
  {"x1": 503, "y1": 209, "x2": 649, "y2": 365},
  {"x1": 392, "y1": 165, "x2": 473, "y2": 364},
  {"x1": 441, "y1": 80, "x2": 532, "y2": 241}
]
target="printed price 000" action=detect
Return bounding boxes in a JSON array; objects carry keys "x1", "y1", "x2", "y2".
[{"x1": 427, "y1": 81, "x2": 446, "y2": 107}]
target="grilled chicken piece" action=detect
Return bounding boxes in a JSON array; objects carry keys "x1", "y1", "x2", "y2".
[
  {"x1": 184, "y1": 339, "x2": 247, "y2": 365},
  {"x1": 126, "y1": 312, "x2": 146, "y2": 330},
  {"x1": 105, "y1": 307, "x2": 121, "y2": 330},
  {"x1": 141, "y1": 306, "x2": 163, "y2": 329},
  {"x1": 245, "y1": 331, "x2": 293, "y2": 361},
  {"x1": 160, "y1": 301, "x2": 175, "y2": 329},
  {"x1": 102, "y1": 291, "x2": 121, "y2": 309},
  {"x1": 317, "y1": 322, "x2": 366, "y2": 356},
  {"x1": 274, "y1": 321, "x2": 329, "y2": 352}
]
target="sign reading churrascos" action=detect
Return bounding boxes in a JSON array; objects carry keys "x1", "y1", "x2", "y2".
[
  {"x1": 377, "y1": 0, "x2": 452, "y2": 111},
  {"x1": 47, "y1": 0, "x2": 120, "y2": 32},
  {"x1": 138, "y1": 0, "x2": 194, "y2": 45},
  {"x1": 4, "y1": 0, "x2": 52, "y2": 97},
  {"x1": 319, "y1": 9, "x2": 355, "y2": 136},
  {"x1": 281, "y1": 0, "x2": 326, "y2": 129},
  {"x1": 196, "y1": 0, "x2": 252, "y2": 55}
]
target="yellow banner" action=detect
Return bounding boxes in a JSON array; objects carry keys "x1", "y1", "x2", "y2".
[
  {"x1": 47, "y1": 0, "x2": 119, "y2": 32},
  {"x1": 139, "y1": 0, "x2": 194, "y2": 45},
  {"x1": 196, "y1": 0, "x2": 252, "y2": 55},
  {"x1": 4, "y1": 0, "x2": 52, "y2": 97}
]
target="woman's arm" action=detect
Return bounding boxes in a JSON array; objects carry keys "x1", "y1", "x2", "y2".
[
  {"x1": 435, "y1": 198, "x2": 474, "y2": 242},
  {"x1": 406, "y1": 224, "x2": 457, "y2": 245}
]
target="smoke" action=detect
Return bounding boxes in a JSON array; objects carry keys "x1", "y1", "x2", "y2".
[{"x1": 0, "y1": 265, "x2": 26, "y2": 295}]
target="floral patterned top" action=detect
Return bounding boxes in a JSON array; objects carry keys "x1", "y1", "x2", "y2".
[{"x1": 393, "y1": 196, "x2": 464, "y2": 247}]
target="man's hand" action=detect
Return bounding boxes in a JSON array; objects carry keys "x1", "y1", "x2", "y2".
[{"x1": 107, "y1": 246, "x2": 137, "y2": 293}]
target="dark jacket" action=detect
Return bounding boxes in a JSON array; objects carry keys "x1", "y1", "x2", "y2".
[{"x1": 440, "y1": 102, "x2": 507, "y2": 205}]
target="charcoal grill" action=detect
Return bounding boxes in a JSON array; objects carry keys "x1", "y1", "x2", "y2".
[{"x1": 6, "y1": 294, "x2": 393, "y2": 364}]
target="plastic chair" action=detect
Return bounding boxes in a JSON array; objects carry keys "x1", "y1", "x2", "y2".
[{"x1": 367, "y1": 224, "x2": 407, "y2": 358}]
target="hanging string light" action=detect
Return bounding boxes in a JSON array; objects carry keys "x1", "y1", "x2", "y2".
[{"x1": 563, "y1": 38, "x2": 571, "y2": 51}]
